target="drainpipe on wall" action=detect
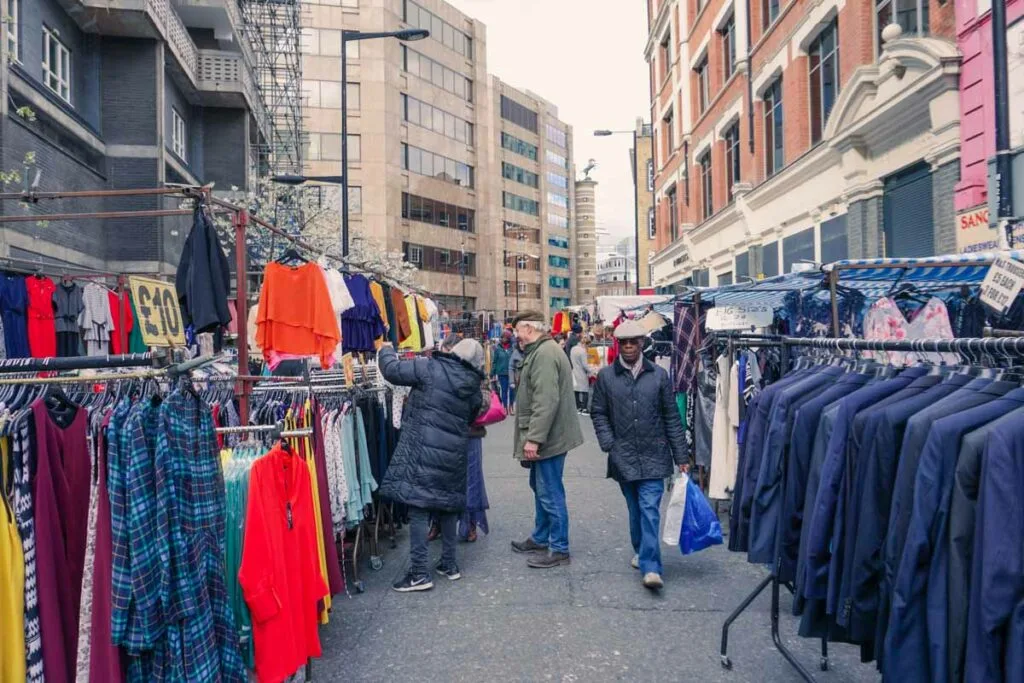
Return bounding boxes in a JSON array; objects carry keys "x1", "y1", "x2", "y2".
[
  {"x1": 992, "y1": 0, "x2": 1016, "y2": 246},
  {"x1": 745, "y1": 0, "x2": 755, "y2": 153}
]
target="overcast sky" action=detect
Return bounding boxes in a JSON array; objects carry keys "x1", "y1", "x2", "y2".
[{"x1": 447, "y1": 0, "x2": 650, "y2": 245}]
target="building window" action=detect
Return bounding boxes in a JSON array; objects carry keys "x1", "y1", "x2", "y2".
[
  {"x1": 659, "y1": 31, "x2": 671, "y2": 81},
  {"x1": 402, "y1": 46, "x2": 472, "y2": 101},
  {"x1": 876, "y1": 0, "x2": 928, "y2": 50},
  {"x1": 549, "y1": 213, "x2": 568, "y2": 228},
  {"x1": 646, "y1": 159, "x2": 654, "y2": 191},
  {"x1": 501, "y1": 132, "x2": 537, "y2": 160},
  {"x1": 401, "y1": 143, "x2": 473, "y2": 187},
  {"x1": 171, "y1": 109, "x2": 186, "y2": 161},
  {"x1": 782, "y1": 227, "x2": 815, "y2": 273},
  {"x1": 820, "y1": 214, "x2": 848, "y2": 263},
  {"x1": 809, "y1": 19, "x2": 839, "y2": 144},
  {"x1": 735, "y1": 251, "x2": 750, "y2": 279},
  {"x1": 42, "y1": 26, "x2": 71, "y2": 103},
  {"x1": 663, "y1": 107, "x2": 675, "y2": 156},
  {"x1": 545, "y1": 123, "x2": 567, "y2": 148},
  {"x1": 547, "y1": 192, "x2": 568, "y2": 209},
  {"x1": 762, "y1": 241, "x2": 779, "y2": 277},
  {"x1": 403, "y1": 1, "x2": 473, "y2": 59},
  {"x1": 6, "y1": 0, "x2": 18, "y2": 63},
  {"x1": 724, "y1": 123, "x2": 740, "y2": 202},
  {"x1": 503, "y1": 191, "x2": 540, "y2": 216},
  {"x1": 408, "y1": 245, "x2": 423, "y2": 264},
  {"x1": 763, "y1": 0, "x2": 780, "y2": 29},
  {"x1": 648, "y1": 206, "x2": 656, "y2": 238},
  {"x1": 500, "y1": 95, "x2": 539, "y2": 133},
  {"x1": 695, "y1": 59, "x2": 710, "y2": 114},
  {"x1": 667, "y1": 186, "x2": 679, "y2": 242},
  {"x1": 502, "y1": 162, "x2": 539, "y2": 188},
  {"x1": 546, "y1": 171, "x2": 569, "y2": 189},
  {"x1": 764, "y1": 78, "x2": 784, "y2": 177},
  {"x1": 545, "y1": 149, "x2": 568, "y2": 169},
  {"x1": 721, "y1": 15, "x2": 736, "y2": 81},
  {"x1": 402, "y1": 193, "x2": 475, "y2": 232},
  {"x1": 699, "y1": 150, "x2": 713, "y2": 221}
]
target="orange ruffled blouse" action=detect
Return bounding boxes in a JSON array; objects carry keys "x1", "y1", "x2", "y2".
[{"x1": 256, "y1": 262, "x2": 341, "y2": 370}]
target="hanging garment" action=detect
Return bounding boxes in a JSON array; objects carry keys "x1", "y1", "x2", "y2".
[
  {"x1": 388, "y1": 286, "x2": 412, "y2": 343},
  {"x1": 340, "y1": 274, "x2": 385, "y2": 353},
  {"x1": 127, "y1": 293, "x2": 148, "y2": 353},
  {"x1": 671, "y1": 303, "x2": 702, "y2": 394},
  {"x1": 54, "y1": 281, "x2": 84, "y2": 358},
  {"x1": 398, "y1": 296, "x2": 423, "y2": 351},
  {"x1": 10, "y1": 415, "x2": 44, "y2": 682},
  {"x1": 0, "y1": 274, "x2": 30, "y2": 358},
  {"x1": 421, "y1": 297, "x2": 438, "y2": 350},
  {"x1": 26, "y1": 275, "x2": 57, "y2": 358},
  {"x1": 310, "y1": 407, "x2": 344, "y2": 597},
  {"x1": 175, "y1": 206, "x2": 232, "y2": 334},
  {"x1": 80, "y1": 283, "x2": 113, "y2": 357},
  {"x1": 33, "y1": 398, "x2": 92, "y2": 683},
  {"x1": 107, "y1": 289, "x2": 134, "y2": 355},
  {"x1": 368, "y1": 279, "x2": 389, "y2": 342},
  {"x1": 0, "y1": 438, "x2": 26, "y2": 683},
  {"x1": 238, "y1": 444, "x2": 329, "y2": 683},
  {"x1": 903, "y1": 297, "x2": 958, "y2": 366},
  {"x1": 257, "y1": 262, "x2": 341, "y2": 370}
]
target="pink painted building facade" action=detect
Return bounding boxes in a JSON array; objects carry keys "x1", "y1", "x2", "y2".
[{"x1": 955, "y1": 0, "x2": 1024, "y2": 218}]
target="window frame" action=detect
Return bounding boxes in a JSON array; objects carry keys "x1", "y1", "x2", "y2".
[
  {"x1": 721, "y1": 14, "x2": 736, "y2": 81},
  {"x1": 6, "y1": 0, "x2": 18, "y2": 63},
  {"x1": 875, "y1": 0, "x2": 929, "y2": 53},
  {"x1": 667, "y1": 186, "x2": 679, "y2": 242},
  {"x1": 809, "y1": 18, "x2": 840, "y2": 144},
  {"x1": 699, "y1": 150, "x2": 713, "y2": 221},
  {"x1": 408, "y1": 245, "x2": 423, "y2": 265},
  {"x1": 762, "y1": 0, "x2": 780, "y2": 30},
  {"x1": 763, "y1": 77, "x2": 784, "y2": 177},
  {"x1": 42, "y1": 25, "x2": 71, "y2": 104},
  {"x1": 724, "y1": 123, "x2": 740, "y2": 203},
  {"x1": 696, "y1": 58, "x2": 710, "y2": 114},
  {"x1": 171, "y1": 108, "x2": 187, "y2": 161},
  {"x1": 648, "y1": 206, "x2": 656, "y2": 239},
  {"x1": 663, "y1": 107, "x2": 675, "y2": 156}
]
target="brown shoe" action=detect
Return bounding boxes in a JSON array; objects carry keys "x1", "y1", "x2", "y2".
[
  {"x1": 527, "y1": 552, "x2": 571, "y2": 569},
  {"x1": 510, "y1": 537, "x2": 547, "y2": 554},
  {"x1": 466, "y1": 524, "x2": 478, "y2": 543}
]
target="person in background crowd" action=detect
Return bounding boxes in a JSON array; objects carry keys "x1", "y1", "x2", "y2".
[
  {"x1": 377, "y1": 338, "x2": 485, "y2": 592},
  {"x1": 570, "y1": 333, "x2": 592, "y2": 414},
  {"x1": 565, "y1": 324, "x2": 583, "y2": 358},
  {"x1": 509, "y1": 337, "x2": 525, "y2": 416},
  {"x1": 589, "y1": 320, "x2": 687, "y2": 590},
  {"x1": 509, "y1": 311, "x2": 584, "y2": 569},
  {"x1": 491, "y1": 333, "x2": 513, "y2": 410}
]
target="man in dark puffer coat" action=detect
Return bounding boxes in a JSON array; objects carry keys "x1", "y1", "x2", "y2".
[
  {"x1": 590, "y1": 319, "x2": 687, "y2": 591},
  {"x1": 378, "y1": 341, "x2": 485, "y2": 592}
]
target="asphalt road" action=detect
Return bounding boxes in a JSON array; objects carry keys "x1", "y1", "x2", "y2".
[{"x1": 317, "y1": 417, "x2": 880, "y2": 682}]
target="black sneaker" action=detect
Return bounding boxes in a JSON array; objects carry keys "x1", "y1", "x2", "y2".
[
  {"x1": 392, "y1": 573, "x2": 433, "y2": 593},
  {"x1": 435, "y1": 562, "x2": 462, "y2": 581}
]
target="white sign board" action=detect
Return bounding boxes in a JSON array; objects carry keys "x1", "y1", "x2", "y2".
[
  {"x1": 705, "y1": 304, "x2": 774, "y2": 331},
  {"x1": 979, "y1": 257, "x2": 1024, "y2": 313}
]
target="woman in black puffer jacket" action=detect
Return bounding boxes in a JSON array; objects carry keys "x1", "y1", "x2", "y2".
[{"x1": 378, "y1": 340, "x2": 485, "y2": 592}]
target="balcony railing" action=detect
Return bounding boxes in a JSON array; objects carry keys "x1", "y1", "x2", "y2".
[
  {"x1": 148, "y1": 0, "x2": 198, "y2": 79},
  {"x1": 197, "y1": 49, "x2": 270, "y2": 136}
]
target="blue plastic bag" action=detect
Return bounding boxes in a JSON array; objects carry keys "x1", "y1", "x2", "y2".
[{"x1": 679, "y1": 477, "x2": 724, "y2": 555}]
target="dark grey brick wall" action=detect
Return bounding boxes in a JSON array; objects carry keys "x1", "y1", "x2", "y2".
[
  {"x1": 932, "y1": 161, "x2": 959, "y2": 255},
  {"x1": 203, "y1": 108, "x2": 247, "y2": 190},
  {"x1": 103, "y1": 157, "x2": 160, "y2": 262},
  {"x1": 165, "y1": 74, "x2": 203, "y2": 175},
  {"x1": 101, "y1": 39, "x2": 157, "y2": 145},
  {"x1": 847, "y1": 195, "x2": 883, "y2": 258}
]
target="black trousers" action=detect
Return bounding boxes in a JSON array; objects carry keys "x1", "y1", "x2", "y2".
[
  {"x1": 575, "y1": 391, "x2": 589, "y2": 411},
  {"x1": 57, "y1": 331, "x2": 80, "y2": 357}
]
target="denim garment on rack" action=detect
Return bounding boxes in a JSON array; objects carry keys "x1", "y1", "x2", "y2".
[
  {"x1": 884, "y1": 388, "x2": 1024, "y2": 683},
  {"x1": 748, "y1": 366, "x2": 844, "y2": 566}
]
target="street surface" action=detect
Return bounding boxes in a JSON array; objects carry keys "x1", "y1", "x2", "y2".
[{"x1": 318, "y1": 418, "x2": 880, "y2": 682}]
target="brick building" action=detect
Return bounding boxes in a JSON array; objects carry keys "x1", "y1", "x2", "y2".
[
  {"x1": 645, "y1": 0, "x2": 962, "y2": 289},
  {"x1": 2, "y1": 0, "x2": 267, "y2": 273}
]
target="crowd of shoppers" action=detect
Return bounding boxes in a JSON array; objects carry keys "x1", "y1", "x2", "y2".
[{"x1": 381, "y1": 309, "x2": 685, "y2": 592}]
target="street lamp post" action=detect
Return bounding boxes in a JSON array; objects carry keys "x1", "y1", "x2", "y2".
[
  {"x1": 460, "y1": 238, "x2": 468, "y2": 312},
  {"x1": 340, "y1": 28, "x2": 428, "y2": 256},
  {"x1": 594, "y1": 128, "x2": 641, "y2": 295}
]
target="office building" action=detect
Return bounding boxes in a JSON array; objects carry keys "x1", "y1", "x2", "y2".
[
  {"x1": 2, "y1": 0, "x2": 267, "y2": 272},
  {"x1": 574, "y1": 176, "x2": 597, "y2": 303},
  {"x1": 645, "y1": 0, "x2": 961, "y2": 289},
  {"x1": 494, "y1": 77, "x2": 575, "y2": 317},
  {"x1": 596, "y1": 253, "x2": 636, "y2": 296},
  {"x1": 630, "y1": 118, "x2": 656, "y2": 292}
]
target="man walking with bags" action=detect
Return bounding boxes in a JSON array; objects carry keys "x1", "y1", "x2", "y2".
[
  {"x1": 590, "y1": 320, "x2": 687, "y2": 589},
  {"x1": 509, "y1": 311, "x2": 583, "y2": 568}
]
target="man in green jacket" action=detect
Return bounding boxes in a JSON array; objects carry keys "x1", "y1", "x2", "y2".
[{"x1": 509, "y1": 310, "x2": 584, "y2": 568}]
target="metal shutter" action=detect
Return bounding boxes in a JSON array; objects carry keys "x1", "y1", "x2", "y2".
[
  {"x1": 783, "y1": 227, "x2": 815, "y2": 273},
  {"x1": 884, "y1": 163, "x2": 934, "y2": 257},
  {"x1": 820, "y1": 214, "x2": 848, "y2": 264},
  {"x1": 762, "y1": 241, "x2": 779, "y2": 277}
]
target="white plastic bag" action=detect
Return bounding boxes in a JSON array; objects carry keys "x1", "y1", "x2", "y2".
[{"x1": 661, "y1": 475, "x2": 688, "y2": 546}]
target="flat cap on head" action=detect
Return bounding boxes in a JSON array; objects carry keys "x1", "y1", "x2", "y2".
[{"x1": 613, "y1": 319, "x2": 647, "y2": 340}]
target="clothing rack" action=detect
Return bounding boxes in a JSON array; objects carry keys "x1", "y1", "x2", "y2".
[
  {"x1": 213, "y1": 424, "x2": 313, "y2": 439},
  {"x1": 0, "y1": 352, "x2": 158, "y2": 374},
  {"x1": 719, "y1": 333, "x2": 1024, "y2": 682}
]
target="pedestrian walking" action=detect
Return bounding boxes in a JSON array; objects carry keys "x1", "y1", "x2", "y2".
[
  {"x1": 508, "y1": 337, "x2": 525, "y2": 415},
  {"x1": 377, "y1": 339, "x2": 486, "y2": 593},
  {"x1": 509, "y1": 310, "x2": 584, "y2": 569},
  {"x1": 570, "y1": 334, "x2": 591, "y2": 414},
  {"x1": 491, "y1": 333, "x2": 513, "y2": 410},
  {"x1": 589, "y1": 319, "x2": 687, "y2": 590}
]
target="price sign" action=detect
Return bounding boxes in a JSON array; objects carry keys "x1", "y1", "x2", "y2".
[
  {"x1": 979, "y1": 257, "x2": 1024, "y2": 313},
  {"x1": 705, "y1": 304, "x2": 774, "y2": 331},
  {"x1": 128, "y1": 276, "x2": 186, "y2": 347}
]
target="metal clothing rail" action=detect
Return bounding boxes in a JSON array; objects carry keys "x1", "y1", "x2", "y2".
[
  {"x1": 719, "y1": 334, "x2": 1024, "y2": 682},
  {"x1": 0, "y1": 352, "x2": 158, "y2": 374},
  {"x1": 213, "y1": 424, "x2": 313, "y2": 439}
]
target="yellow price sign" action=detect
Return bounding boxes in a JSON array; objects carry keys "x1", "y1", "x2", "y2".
[{"x1": 128, "y1": 276, "x2": 186, "y2": 347}]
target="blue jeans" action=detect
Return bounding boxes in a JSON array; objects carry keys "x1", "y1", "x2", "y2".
[
  {"x1": 619, "y1": 479, "x2": 665, "y2": 575},
  {"x1": 497, "y1": 375, "x2": 511, "y2": 408},
  {"x1": 529, "y1": 453, "x2": 569, "y2": 554}
]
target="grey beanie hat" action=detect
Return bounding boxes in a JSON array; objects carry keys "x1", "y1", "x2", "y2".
[{"x1": 451, "y1": 338, "x2": 485, "y2": 372}]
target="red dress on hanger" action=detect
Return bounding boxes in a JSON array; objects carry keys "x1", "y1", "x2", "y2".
[{"x1": 26, "y1": 275, "x2": 57, "y2": 357}]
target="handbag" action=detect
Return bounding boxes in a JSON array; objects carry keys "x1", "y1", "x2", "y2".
[{"x1": 474, "y1": 389, "x2": 507, "y2": 426}]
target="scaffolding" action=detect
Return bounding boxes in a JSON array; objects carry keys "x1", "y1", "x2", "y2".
[{"x1": 243, "y1": 0, "x2": 306, "y2": 234}]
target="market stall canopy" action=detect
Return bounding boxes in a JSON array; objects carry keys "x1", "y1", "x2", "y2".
[{"x1": 596, "y1": 294, "x2": 672, "y2": 322}]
